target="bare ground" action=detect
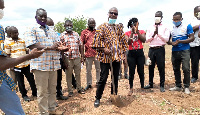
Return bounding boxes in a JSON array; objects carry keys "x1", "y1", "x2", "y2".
[{"x1": 1, "y1": 44, "x2": 200, "y2": 115}]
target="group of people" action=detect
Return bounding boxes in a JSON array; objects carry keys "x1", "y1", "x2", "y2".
[{"x1": 0, "y1": 0, "x2": 200, "y2": 114}]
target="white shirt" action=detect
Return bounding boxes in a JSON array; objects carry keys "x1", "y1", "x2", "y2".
[{"x1": 189, "y1": 17, "x2": 200, "y2": 47}]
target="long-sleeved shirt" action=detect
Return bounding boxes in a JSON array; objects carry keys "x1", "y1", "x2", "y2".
[
  {"x1": 93, "y1": 23, "x2": 128, "y2": 63},
  {"x1": 146, "y1": 24, "x2": 170, "y2": 47}
]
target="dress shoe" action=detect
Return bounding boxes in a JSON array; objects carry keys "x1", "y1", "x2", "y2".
[
  {"x1": 191, "y1": 78, "x2": 197, "y2": 83},
  {"x1": 23, "y1": 96, "x2": 31, "y2": 102},
  {"x1": 160, "y1": 87, "x2": 165, "y2": 92},
  {"x1": 85, "y1": 85, "x2": 92, "y2": 90},
  {"x1": 49, "y1": 110, "x2": 64, "y2": 115},
  {"x1": 94, "y1": 99, "x2": 100, "y2": 108},
  {"x1": 78, "y1": 89, "x2": 85, "y2": 94},
  {"x1": 68, "y1": 92, "x2": 73, "y2": 97},
  {"x1": 144, "y1": 84, "x2": 153, "y2": 89},
  {"x1": 56, "y1": 95, "x2": 68, "y2": 100},
  {"x1": 169, "y1": 86, "x2": 182, "y2": 91}
]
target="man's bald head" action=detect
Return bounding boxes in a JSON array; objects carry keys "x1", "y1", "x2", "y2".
[
  {"x1": 109, "y1": 7, "x2": 118, "y2": 13},
  {"x1": 88, "y1": 18, "x2": 96, "y2": 30}
]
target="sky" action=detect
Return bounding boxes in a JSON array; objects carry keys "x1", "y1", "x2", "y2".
[{"x1": 1, "y1": 0, "x2": 199, "y2": 38}]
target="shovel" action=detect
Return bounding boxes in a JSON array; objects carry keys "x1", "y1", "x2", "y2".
[{"x1": 110, "y1": 56, "x2": 123, "y2": 107}]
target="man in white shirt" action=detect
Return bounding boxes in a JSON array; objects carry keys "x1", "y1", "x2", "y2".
[{"x1": 189, "y1": 5, "x2": 200, "y2": 83}]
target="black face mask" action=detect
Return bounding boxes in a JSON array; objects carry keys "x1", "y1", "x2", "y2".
[{"x1": 88, "y1": 26, "x2": 94, "y2": 31}]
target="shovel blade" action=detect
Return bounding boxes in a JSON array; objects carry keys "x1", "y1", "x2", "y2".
[{"x1": 110, "y1": 94, "x2": 123, "y2": 107}]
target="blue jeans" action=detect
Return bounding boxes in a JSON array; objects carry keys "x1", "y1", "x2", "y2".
[
  {"x1": 172, "y1": 50, "x2": 190, "y2": 88},
  {"x1": 0, "y1": 80, "x2": 25, "y2": 115}
]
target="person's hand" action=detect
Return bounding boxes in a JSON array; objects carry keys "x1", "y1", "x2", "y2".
[
  {"x1": 172, "y1": 39, "x2": 180, "y2": 46},
  {"x1": 131, "y1": 26, "x2": 136, "y2": 34},
  {"x1": 104, "y1": 48, "x2": 111, "y2": 55},
  {"x1": 152, "y1": 26, "x2": 158, "y2": 38},
  {"x1": 30, "y1": 48, "x2": 45, "y2": 59},
  {"x1": 128, "y1": 38, "x2": 133, "y2": 45},
  {"x1": 50, "y1": 42, "x2": 60, "y2": 50}
]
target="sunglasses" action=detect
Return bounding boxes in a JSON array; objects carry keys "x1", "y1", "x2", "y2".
[{"x1": 109, "y1": 12, "x2": 118, "y2": 16}]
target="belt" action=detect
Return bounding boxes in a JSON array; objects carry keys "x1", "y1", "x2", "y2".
[{"x1": 150, "y1": 46, "x2": 164, "y2": 49}]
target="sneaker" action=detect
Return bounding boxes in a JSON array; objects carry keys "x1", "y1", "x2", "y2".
[
  {"x1": 169, "y1": 86, "x2": 182, "y2": 91},
  {"x1": 30, "y1": 95, "x2": 37, "y2": 101},
  {"x1": 78, "y1": 89, "x2": 85, "y2": 94},
  {"x1": 184, "y1": 88, "x2": 190, "y2": 94},
  {"x1": 49, "y1": 110, "x2": 64, "y2": 115},
  {"x1": 23, "y1": 96, "x2": 31, "y2": 102},
  {"x1": 85, "y1": 85, "x2": 92, "y2": 90},
  {"x1": 94, "y1": 99, "x2": 100, "y2": 108},
  {"x1": 160, "y1": 87, "x2": 165, "y2": 92},
  {"x1": 191, "y1": 78, "x2": 197, "y2": 83},
  {"x1": 68, "y1": 92, "x2": 73, "y2": 97},
  {"x1": 144, "y1": 84, "x2": 153, "y2": 89}
]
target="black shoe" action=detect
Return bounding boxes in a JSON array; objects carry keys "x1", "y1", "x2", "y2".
[
  {"x1": 56, "y1": 95, "x2": 68, "y2": 100},
  {"x1": 94, "y1": 99, "x2": 100, "y2": 108},
  {"x1": 144, "y1": 85, "x2": 153, "y2": 89},
  {"x1": 78, "y1": 89, "x2": 85, "y2": 94},
  {"x1": 68, "y1": 92, "x2": 73, "y2": 97},
  {"x1": 191, "y1": 78, "x2": 197, "y2": 83},
  {"x1": 85, "y1": 85, "x2": 92, "y2": 90},
  {"x1": 23, "y1": 96, "x2": 31, "y2": 102},
  {"x1": 160, "y1": 87, "x2": 165, "y2": 92}
]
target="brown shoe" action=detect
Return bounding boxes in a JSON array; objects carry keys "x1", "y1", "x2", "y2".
[{"x1": 49, "y1": 110, "x2": 64, "y2": 115}]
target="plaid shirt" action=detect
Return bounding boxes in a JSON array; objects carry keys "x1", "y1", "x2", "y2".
[
  {"x1": 93, "y1": 23, "x2": 128, "y2": 63},
  {"x1": 0, "y1": 25, "x2": 17, "y2": 91},
  {"x1": 4, "y1": 38, "x2": 30, "y2": 68},
  {"x1": 81, "y1": 28, "x2": 97, "y2": 58},
  {"x1": 24, "y1": 24, "x2": 61, "y2": 71},
  {"x1": 60, "y1": 31, "x2": 82, "y2": 59}
]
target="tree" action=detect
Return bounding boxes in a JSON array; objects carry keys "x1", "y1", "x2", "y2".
[{"x1": 55, "y1": 15, "x2": 87, "y2": 35}]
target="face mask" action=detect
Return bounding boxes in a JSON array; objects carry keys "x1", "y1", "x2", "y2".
[
  {"x1": 35, "y1": 16, "x2": 46, "y2": 26},
  {"x1": 108, "y1": 18, "x2": 117, "y2": 24},
  {"x1": 48, "y1": 26, "x2": 54, "y2": 30},
  {"x1": 0, "y1": 9, "x2": 4, "y2": 19},
  {"x1": 155, "y1": 17, "x2": 161, "y2": 24},
  {"x1": 89, "y1": 26, "x2": 94, "y2": 30},
  {"x1": 66, "y1": 26, "x2": 73, "y2": 32},
  {"x1": 173, "y1": 21, "x2": 182, "y2": 27}
]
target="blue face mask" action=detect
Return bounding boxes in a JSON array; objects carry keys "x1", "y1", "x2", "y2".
[
  {"x1": 108, "y1": 18, "x2": 117, "y2": 24},
  {"x1": 173, "y1": 21, "x2": 182, "y2": 27}
]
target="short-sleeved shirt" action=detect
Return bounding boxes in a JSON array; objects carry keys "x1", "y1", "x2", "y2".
[
  {"x1": 189, "y1": 17, "x2": 200, "y2": 47},
  {"x1": 125, "y1": 30, "x2": 145, "y2": 50},
  {"x1": 81, "y1": 28, "x2": 96, "y2": 57},
  {"x1": 24, "y1": 24, "x2": 61, "y2": 71},
  {"x1": 0, "y1": 25, "x2": 17, "y2": 91},
  {"x1": 0, "y1": 25, "x2": 5, "y2": 50},
  {"x1": 171, "y1": 23, "x2": 194, "y2": 51},
  {"x1": 60, "y1": 31, "x2": 81, "y2": 59},
  {"x1": 4, "y1": 38, "x2": 29, "y2": 68},
  {"x1": 93, "y1": 23, "x2": 128, "y2": 63}
]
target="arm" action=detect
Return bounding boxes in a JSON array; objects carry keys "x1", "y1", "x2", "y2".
[
  {"x1": 145, "y1": 29, "x2": 154, "y2": 43},
  {"x1": 167, "y1": 34, "x2": 172, "y2": 45},
  {"x1": 179, "y1": 33, "x2": 194, "y2": 44},
  {"x1": 136, "y1": 30, "x2": 146, "y2": 43},
  {"x1": 193, "y1": 24, "x2": 200, "y2": 33},
  {"x1": 157, "y1": 27, "x2": 170, "y2": 42},
  {"x1": 0, "y1": 48, "x2": 44, "y2": 71}
]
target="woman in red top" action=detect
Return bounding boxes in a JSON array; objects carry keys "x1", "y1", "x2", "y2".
[{"x1": 125, "y1": 18, "x2": 146, "y2": 96}]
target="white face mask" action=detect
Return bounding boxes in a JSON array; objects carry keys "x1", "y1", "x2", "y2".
[
  {"x1": 0, "y1": 9, "x2": 4, "y2": 19},
  {"x1": 155, "y1": 17, "x2": 161, "y2": 24}
]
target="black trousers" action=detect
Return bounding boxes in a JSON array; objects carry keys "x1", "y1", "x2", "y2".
[
  {"x1": 190, "y1": 46, "x2": 200, "y2": 79},
  {"x1": 14, "y1": 65, "x2": 37, "y2": 97},
  {"x1": 57, "y1": 59, "x2": 76, "y2": 97},
  {"x1": 127, "y1": 49, "x2": 145, "y2": 89},
  {"x1": 95, "y1": 61, "x2": 120, "y2": 100},
  {"x1": 148, "y1": 47, "x2": 165, "y2": 87}
]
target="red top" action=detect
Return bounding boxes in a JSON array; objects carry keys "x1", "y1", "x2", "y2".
[
  {"x1": 125, "y1": 30, "x2": 145, "y2": 50},
  {"x1": 81, "y1": 29, "x2": 97, "y2": 57}
]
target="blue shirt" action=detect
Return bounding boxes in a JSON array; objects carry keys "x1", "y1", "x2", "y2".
[{"x1": 171, "y1": 23, "x2": 194, "y2": 51}]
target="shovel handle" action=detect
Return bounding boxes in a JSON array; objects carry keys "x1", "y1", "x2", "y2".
[{"x1": 110, "y1": 56, "x2": 116, "y2": 95}]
